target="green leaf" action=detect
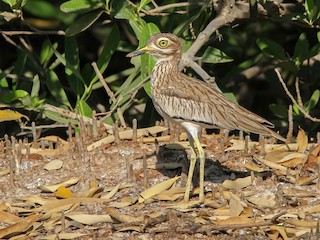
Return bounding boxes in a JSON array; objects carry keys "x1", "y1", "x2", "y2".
[
  {"x1": 0, "y1": 67, "x2": 12, "y2": 88},
  {"x1": 293, "y1": 33, "x2": 310, "y2": 67},
  {"x1": 51, "y1": 44, "x2": 84, "y2": 83},
  {"x1": 2, "y1": 0, "x2": 27, "y2": 8},
  {"x1": 43, "y1": 109, "x2": 78, "y2": 125},
  {"x1": 129, "y1": 18, "x2": 146, "y2": 38},
  {"x1": 65, "y1": 37, "x2": 84, "y2": 96},
  {"x1": 310, "y1": 43, "x2": 320, "y2": 58},
  {"x1": 256, "y1": 38, "x2": 287, "y2": 60},
  {"x1": 60, "y1": 0, "x2": 103, "y2": 14},
  {"x1": 293, "y1": 104, "x2": 300, "y2": 115},
  {"x1": 223, "y1": 91, "x2": 238, "y2": 104},
  {"x1": 138, "y1": 0, "x2": 152, "y2": 12},
  {"x1": 90, "y1": 25, "x2": 120, "y2": 85},
  {"x1": 269, "y1": 103, "x2": 288, "y2": 119},
  {"x1": 201, "y1": 47, "x2": 233, "y2": 64},
  {"x1": 143, "y1": 80, "x2": 151, "y2": 98},
  {"x1": 0, "y1": 90, "x2": 29, "y2": 103},
  {"x1": 304, "y1": 89, "x2": 320, "y2": 113},
  {"x1": 138, "y1": 23, "x2": 160, "y2": 96},
  {"x1": 76, "y1": 99, "x2": 92, "y2": 117},
  {"x1": 12, "y1": 51, "x2": 27, "y2": 90},
  {"x1": 305, "y1": 0, "x2": 320, "y2": 22},
  {"x1": 46, "y1": 70, "x2": 71, "y2": 107},
  {"x1": 65, "y1": 10, "x2": 103, "y2": 36},
  {"x1": 40, "y1": 40, "x2": 57, "y2": 66},
  {"x1": 112, "y1": 0, "x2": 137, "y2": 20},
  {"x1": 31, "y1": 74, "x2": 40, "y2": 98},
  {"x1": 305, "y1": 0, "x2": 314, "y2": 16},
  {"x1": 2, "y1": 0, "x2": 17, "y2": 7},
  {"x1": 139, "y1": 23, "x2": 160, "y2": 78},
  {"x1": 114, "y1": 70, "x2": 138, "y2": 97},
  {"x1": 24, "y1": 0, "x2": 62, "y2": 19}
]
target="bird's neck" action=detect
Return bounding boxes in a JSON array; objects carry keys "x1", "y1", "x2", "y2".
[{"x1": 151, "y1": 57, "x2": 180, "y2": 89}]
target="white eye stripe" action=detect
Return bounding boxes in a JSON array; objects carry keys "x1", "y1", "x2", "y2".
[{"x1": 158, "y1": 37, "x2": 170, "y2": 42}]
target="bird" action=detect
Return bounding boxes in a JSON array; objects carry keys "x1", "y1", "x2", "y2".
[{"x1": 126, "y1": 33, "x2": 286, "y2": 203}]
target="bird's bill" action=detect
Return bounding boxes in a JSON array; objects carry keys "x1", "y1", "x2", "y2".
[{"x1": 126, "y1": 46, "x2": 154, "y2": 57}]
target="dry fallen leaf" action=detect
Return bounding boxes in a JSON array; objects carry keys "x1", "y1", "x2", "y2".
[
  {"x1": 297, "y1": 128, "x2": 308, "y2": 153},
  {"x1": 282, "y1": 219, "x2": 318, "y2": 228},
  {"x1": 222, "y1": 176, "x2": 252, "y2": 190},
  {"x1": 56, "y1": 186, "x2": 75, "y2": 199},
  {"x1": 0, "y1": 211, "x2": 23, "y2": 223},
  {"x1": 0, "y1": 169, "x2": 10, "y2": 177},
  {"x1": 106, "y1": 207, "x2": 140, "y2": 223},
  {"x1": 66, "y1": 213, "x2": 113, "y2": 225},
  {"x1": 101, "y1": 183, "x2": 121, "y2": 199},
  {"x1": 269, "y1": 225, "x2": 289, "y2": 240},
  {"x1": 87, "y1": 126, "x2": 168, "y2": 151},
  {"x1": 283, "y1": 188, "x2": 317, "y2": 197},
  {"x1": 247, "y1": 196, "x2": 276, "y2": 208},
  {"x1": 138, "y1": 176, "x2": 180, "y2": 203},
  {"x1": 254, "y1": 155, "x2": 296, "y2": 175},
  {"x1": 212, "y1": 216, "x2": 257, "y2": 225},
  {"x1": 168, "y1": 199, "x2": 201, "y2": 209},
  {"x1": 40, "y1": 233, "x2": 89, "y2": 240},
  {"x1": 245, "y1": 162, "x2": 264, "y2": 172},
  {"x1": 39, "y1": 177, "x2": 79, "y2": 193},
  {"x1": 148, "y1": 162, "x2": 183, "y2": 170},
  {"x1": 44, "y1": 159, "x2": 63, "y2": 170},
  {"x1": 0, "y1": 109, "x2": 29, "y2": 122},
  {"x1": 229, "y1": 193, "x2": 244, "y2": 217},
  {"x1": 0, "y1": 214, "x2": 39, "y2": 239}
]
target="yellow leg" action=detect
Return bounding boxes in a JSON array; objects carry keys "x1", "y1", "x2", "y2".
[
  {"x1": 194, "y1": 137, "x2": 205, "y2": 203},
  {"x1": 184, "y1": 136, "x2": 197, "y2": 202}
]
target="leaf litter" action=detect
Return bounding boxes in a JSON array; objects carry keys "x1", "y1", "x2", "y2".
[{"x1": 0, "y1": 126, "x2": 320, "y2": 239}]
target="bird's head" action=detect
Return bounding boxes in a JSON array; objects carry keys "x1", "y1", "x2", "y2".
[{"x1": 126, "y1": 33, "x2": 182, "y2": 60}]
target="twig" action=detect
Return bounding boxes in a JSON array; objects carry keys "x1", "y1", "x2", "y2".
[
  {"x1": 0, "y1": 30, "x2": 65, "y2": 36},
  {"x1": 196, "y1": 210, "x2": 287, "y2": 233},
  {"x1": 147, "y1": 2, "x2": 190, "y2": 14},
  {"x1": 43, "y1": 104, "x2": 113, "y2": 130},
  {"x1": 275, "y1": 68, "x2": 320, "y2": 123},
  {"x1": 91, "y1": 62, "x2": 116, "y2": 104},
  {"x1": 295, "y1": 78, "x2": 303, "y2": 107},
  {"x1": 117, "y1": 107, "x2": 127, "y2": 129},
  {"x1": 179, "y1": 0, "x2": 249, "y2": 91},
  {"x1": 21, "y1": 124, "x2": 68, "y2": 130},
  {"x1": 286, "y1": 105, "x2": 293, "y2": 142},
  {"x1": 101, "y1": 76, "x2": 150, "y2": 121}
]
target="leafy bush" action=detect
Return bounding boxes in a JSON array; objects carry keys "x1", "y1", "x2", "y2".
[{"x1": 0, "y1": 0, "x2": 319, "y2": 137}]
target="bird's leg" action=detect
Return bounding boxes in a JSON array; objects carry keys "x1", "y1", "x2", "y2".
[
  {"x1": 184, "y1": 136, "x2": 197, "y2": 202},
  {"x1": 194, "y1": 137, "x2": 205, "y2": 203}
]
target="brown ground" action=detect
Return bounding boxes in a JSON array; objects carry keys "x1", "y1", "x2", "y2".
[{"x1": 0, "y1": 125, "x2": 319, "y2": 239}]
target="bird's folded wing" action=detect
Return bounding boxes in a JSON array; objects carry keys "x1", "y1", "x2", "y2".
[{"x1": 156, "y1": 79, "x2": 275, "y2": 133}]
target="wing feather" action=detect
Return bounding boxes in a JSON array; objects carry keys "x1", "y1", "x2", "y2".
[{"x1": 154, "y1": 76, "x2": 276, "y2": 134}]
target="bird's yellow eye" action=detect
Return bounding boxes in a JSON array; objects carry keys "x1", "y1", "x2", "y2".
[{"x1": 158, "y1": 39, "x2": 169, "y2": 48}]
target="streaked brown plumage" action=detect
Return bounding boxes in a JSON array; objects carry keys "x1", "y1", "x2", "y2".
[{"x1": 127, "y1": 33, "x2": 285, "y2": 203}]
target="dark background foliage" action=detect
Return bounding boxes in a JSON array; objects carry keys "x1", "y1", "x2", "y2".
[{"x1": 0, "y1": 0, "x2": 319, "y2": 139}]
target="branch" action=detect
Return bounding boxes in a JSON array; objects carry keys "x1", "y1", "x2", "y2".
[
  {"x1": 178, "y1": 0, "x2": 306, "y2": 92},
  {"x1": 179, "y1": 0, "x2": 250, "y2": 92},
  {"x1": 0, "y1": 30, "x2": 65, "y2": 36},
  {"x1": 275, "y1": 68, "x2": 320, "y2": 123},
  {"x1": 91, "y1": 62, "x2": 116, "y2": 104}
]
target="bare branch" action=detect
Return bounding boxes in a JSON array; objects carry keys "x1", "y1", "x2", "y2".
[
  {"x1": 91, "y1": 62, "x2": 116, "y2": 104},
  {"x1": 295, "y1": 77, "x2": 303, "y2": 107},
  {"x1": 0, "y1": 30, "x2": 65, "y2": 36},
  {"x1": 179, "y1": 0, "x2": 250, "y2": 91},
  {"x1": 275, "y1": 68, "x2": 320, "y2": 123},
  {"x1": 287, "y1": 105, "x2": 293, "y2": 141}
]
